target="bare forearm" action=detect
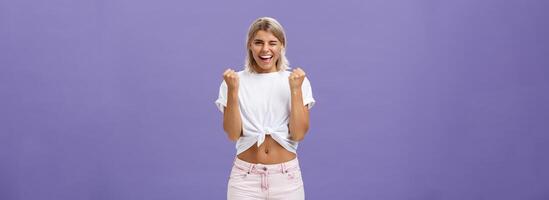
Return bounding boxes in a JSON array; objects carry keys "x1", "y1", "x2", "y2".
[
  {"x1": 289, "y1": 89, "x2": 309, "y2": 141},
  {"x1": 223, "y1": 90, "x2": 242, "y2": 141}
]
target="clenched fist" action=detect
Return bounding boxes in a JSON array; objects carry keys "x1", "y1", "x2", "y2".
[
  {"x1": 289, "y1": 67, "x2": 306, "y2": 90},
  {"x1": 223, "y1": 69, "x2": 239, "y2": 91}
]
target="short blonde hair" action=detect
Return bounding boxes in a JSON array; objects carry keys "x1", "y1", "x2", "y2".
[{"x1": 245, "y1": 17, "x2": 289, "y2": 73}]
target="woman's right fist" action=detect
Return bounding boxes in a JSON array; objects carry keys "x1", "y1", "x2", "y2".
[{"x1": 223, "y1": 69, "x2": 239, "y2": 91}]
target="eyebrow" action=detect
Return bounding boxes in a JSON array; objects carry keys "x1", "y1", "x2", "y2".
[{"x1": 253, "y1": 39, "x2": 278, "y2": 43}]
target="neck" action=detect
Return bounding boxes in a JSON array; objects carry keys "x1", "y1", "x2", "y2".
[{"x1": 254, "y1": 65, "x2": 277, "y2": 73}]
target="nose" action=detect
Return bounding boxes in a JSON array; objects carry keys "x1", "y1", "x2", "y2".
[{"x1": 261, "y1": 45, "x2": 270, "y2": 52}]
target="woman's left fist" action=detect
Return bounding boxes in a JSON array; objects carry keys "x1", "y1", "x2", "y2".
[{"x1": 289, "y1": 67, "x2": 306, "y2": 90}]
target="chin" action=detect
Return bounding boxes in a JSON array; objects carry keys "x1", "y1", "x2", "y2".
[{"x1": 260, "y1": 65, "x2": 275, "y2": 71}]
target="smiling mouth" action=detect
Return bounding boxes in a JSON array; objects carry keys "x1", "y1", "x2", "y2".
[{"x1": 259, "y1": 55, "x2": 273, "y2": 62}]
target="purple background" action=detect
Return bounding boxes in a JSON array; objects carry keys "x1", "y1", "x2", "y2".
[{"x1": 1, "y1": 0, "x2": 548, "y2": 199}]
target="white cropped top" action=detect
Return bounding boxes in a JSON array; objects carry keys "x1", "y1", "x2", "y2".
[{"x1": 215, "y1": 70, "x2": 315, "y2": 155}]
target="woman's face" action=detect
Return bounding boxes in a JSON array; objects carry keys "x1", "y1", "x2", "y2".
[{"x1": 249, "y1": 30, "x2": 282, "y2": 73}]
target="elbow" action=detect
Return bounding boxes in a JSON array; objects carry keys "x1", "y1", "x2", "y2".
[
  {"x1": 290, "y1": 127, "x2": 309, "y2": 142},
  {"x1": 292, "y1": 134, "x2": 305, "y2": 142},
  {"x1": 227, "y1": 135, "x2": 239, "y2": 142},
  {"x1": 291, "y1": 132, "x2": 307, "y2": 142},
  {"x1": 224, "y1": 127, "x2": 241, "y2": 142}
]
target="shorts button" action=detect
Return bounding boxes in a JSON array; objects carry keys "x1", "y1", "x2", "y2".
[{"x1": 263, "y1": 167, "x2": 267, "y2": 171}]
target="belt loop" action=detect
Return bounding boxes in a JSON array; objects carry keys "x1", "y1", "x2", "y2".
[
  {"x1": 281, "y1": 162, "x2": 287, "y2": 174},
  {"x1": 247, "y1": 163, "x2": 254, "y2": 174}
]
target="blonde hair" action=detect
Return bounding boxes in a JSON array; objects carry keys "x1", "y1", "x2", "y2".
[{"x1": 245, "y1": 17, "x2": 290, "y2": 73}]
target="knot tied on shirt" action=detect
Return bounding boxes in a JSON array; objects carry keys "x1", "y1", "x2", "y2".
[
  {"x1": 257, "y1": 127, "x2": 279, "y2": 147},
  {"x1": 264, "y1": 127, "x2": 273, "y2": 135}
]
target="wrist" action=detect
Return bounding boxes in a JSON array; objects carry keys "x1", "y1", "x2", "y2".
[
  {"x1": 290, "y1": 85, "x2": 301, "y2": 91},
  {"x1": 228, "y1": 89, "x2": 239, "y2": 97},
  {"x1": 290, "y1": 88, "x2": 302, "y2": 95}
]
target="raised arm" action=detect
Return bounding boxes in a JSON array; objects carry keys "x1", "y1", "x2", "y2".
[
  {"x1": 288, "y1": 68, "x2": 310, "y2": 141},
  {"x1": 222, "y1": 69, "x2": 242, "y2": 141}
]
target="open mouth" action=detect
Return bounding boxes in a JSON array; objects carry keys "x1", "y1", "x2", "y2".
[{"x1": 259, "y1": 55, "x2": 273, "y2": 63}]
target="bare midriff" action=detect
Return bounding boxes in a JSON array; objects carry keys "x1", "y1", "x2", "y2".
[{"x1": 237, "y1": 135, "x2": 296, "y2": 164}]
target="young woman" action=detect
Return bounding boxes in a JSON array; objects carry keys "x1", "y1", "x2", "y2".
[{"x1": 215, "y1": 17, "x2": 315, "y2": 200}]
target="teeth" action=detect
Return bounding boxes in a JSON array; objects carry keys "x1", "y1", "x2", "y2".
[{"x1": 260, "y1": 55, "x2": 272, "y2": 59}]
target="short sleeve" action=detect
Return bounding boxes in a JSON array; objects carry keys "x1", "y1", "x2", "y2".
[
  {"x1": 302, "y1": 77, "x2": 316, "y2": 109},
  {"x1": 215, "y1": 80, "x2": 227, "y2": 113}
]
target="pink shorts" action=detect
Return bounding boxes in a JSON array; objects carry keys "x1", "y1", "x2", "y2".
[{"x1": 227, "y1": 157, "x2": 305, "y2": 200}]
